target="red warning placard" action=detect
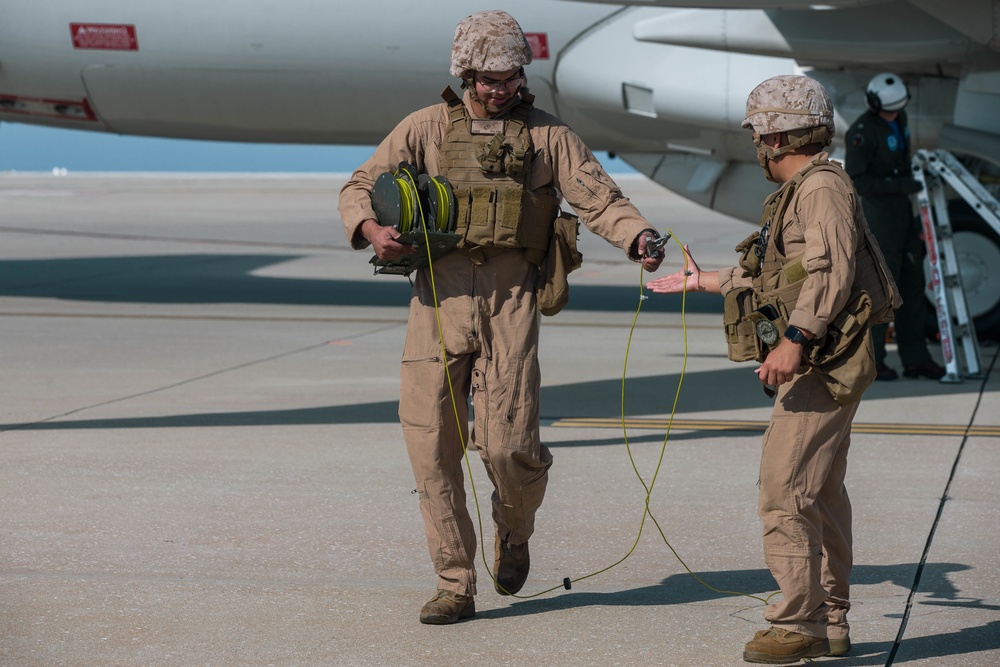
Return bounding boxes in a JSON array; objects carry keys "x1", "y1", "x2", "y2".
[
  {"x1": 524, "y1": 33, "x2": 549, "y2": 59},
  {"x1": 70, "y1": 23, "x2": 138, "y2": 51}
]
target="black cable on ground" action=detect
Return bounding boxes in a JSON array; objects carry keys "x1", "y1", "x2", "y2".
[{"x1": 885, "y1": 343, "x2": 999, "y2": 665}]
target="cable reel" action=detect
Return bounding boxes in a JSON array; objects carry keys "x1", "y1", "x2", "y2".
[{"x1": 370, "y1": 162, "x2": 461, "y2": 276}]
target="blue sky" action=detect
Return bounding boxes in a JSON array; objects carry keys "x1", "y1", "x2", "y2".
[
  {"x1": 1, "y1": 122, "x2": 633, "y2": 174},
  {"x1": 1, "y1": 122, "x2": 377, "y2": 173}
]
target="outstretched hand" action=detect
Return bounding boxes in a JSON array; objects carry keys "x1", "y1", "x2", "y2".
[{"x1": 645, "y1": 244, "x2": 704, "y2": 294}]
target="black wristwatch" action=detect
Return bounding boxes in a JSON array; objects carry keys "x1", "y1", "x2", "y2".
[{"x1": 783, "y1": 325, "x2": 809, "y2": 346}]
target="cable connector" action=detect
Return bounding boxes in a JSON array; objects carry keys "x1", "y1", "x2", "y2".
[{"x1": 643, "y1": 232, "x2": 671, "y2": 259}]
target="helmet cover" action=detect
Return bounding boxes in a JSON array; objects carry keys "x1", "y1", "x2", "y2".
[
  {"x1": 742, "y1": 74, "x2": 835, "y2": 137},
  {"x1": 450, "y1": 11, "x2": 532, "y2": 79}
]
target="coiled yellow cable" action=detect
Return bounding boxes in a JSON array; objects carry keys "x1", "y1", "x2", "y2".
[
  {"x1": 394, "y1": 167, "x2": 418, "y2": 234},
  {"x1": 428, "y1": 177, "x2": 451, "y2": 232}
]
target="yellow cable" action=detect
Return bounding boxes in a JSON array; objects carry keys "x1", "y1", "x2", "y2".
[
  {"x1": 429, "y1": 177, "x2": 451, "y2": 232},
  {"x1": 413, "y1": 200, "x2": 778, "y2": 604},
  {"x1": 395, "y1": 169, "x2": 417, "y2": 233},
  {"x1": 618, "y1": 234, "x2": 777, "y2": 605}
]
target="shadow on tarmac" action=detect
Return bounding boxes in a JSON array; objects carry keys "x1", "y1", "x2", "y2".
[
  {"x1": 492, "y1": 562, "x2": 971, "y2": 613},
  {"x1": 1, "y1": 252, "x2": 991, "y2": 435},
  {"x1": 4, "y1": 252, "x2": 998, "y2": 664},
  {"x1": 484, "y1": 562, "x2": 999, "y2": 664},
  {"x1": 0, "y1": 253, "x2": 723, "y2": 313},
  {"x1": 1, "y1": 363, "x2": 984, "y2": 432}
]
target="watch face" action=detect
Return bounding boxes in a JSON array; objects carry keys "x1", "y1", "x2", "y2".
[
  {"x1": 783, "y1": 326, "x2": 806, "y2": 345},
  {"x1": 756, "y1": 319, "x2": 779, "y2": 346}
]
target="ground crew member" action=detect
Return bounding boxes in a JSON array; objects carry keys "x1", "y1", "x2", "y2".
[
  {"x1": 845, "y1": 73, "x2": 945, "y2": 381},
  {"x1": 338, "y1": 10, "x2": 664, "y2": 625},
  {"x1": 647, "y1": 75, "x2": 898, "y2": 663}
]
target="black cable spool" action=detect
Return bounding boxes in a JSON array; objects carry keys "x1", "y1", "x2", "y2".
[{"x1": 369, "y1": 163, "x2": 461, "y2": 276}]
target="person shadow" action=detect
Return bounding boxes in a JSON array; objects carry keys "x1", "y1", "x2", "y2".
[{"x1": 478, "y1": 561, "x2": 1000, "y2": 664}]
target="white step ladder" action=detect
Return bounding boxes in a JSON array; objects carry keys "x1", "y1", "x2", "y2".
[{"x1": 911, "y1": 149, "x2": 1000, "y2": 382}]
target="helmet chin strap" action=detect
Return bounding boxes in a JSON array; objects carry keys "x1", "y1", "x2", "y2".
[
  {"x1": 753, "y1": 134, "x2": 784, "y2": 183},
  {"x1": 464, "y1": 76, "x2": 523, "y2": 116},
  {"x1": 753, "y1": 127, "x2": 831, "y2": 182},
  {"x1": 485, "y1": 92, "x2": 522, "y2": 116}
]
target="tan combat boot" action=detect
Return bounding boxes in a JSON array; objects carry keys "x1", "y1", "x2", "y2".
[
  {"x1": 493, "y1": 532, "x2": 530, "y2": 595},
  {"x1": 743, "y1": 627, "x2": 830, "y2": 664},
  {"x1": 418, "y1": 589, "x2": 475, "y2": 625}
]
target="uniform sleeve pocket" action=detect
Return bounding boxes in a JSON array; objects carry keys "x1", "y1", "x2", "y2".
[
  {"x1": 803, "y1": 233, "x2": 833, "y2": 272},
  {"x1": 564, "y1": 162, "x2": 622, "y2": 213}
]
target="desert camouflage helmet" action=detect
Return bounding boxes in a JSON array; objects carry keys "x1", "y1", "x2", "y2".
[
  {"x1": 450, "y1": 10, "x2": 532, "y2": 79},
  {"x1": 741, "y1": 74, "x2": 835, "y2": 139}
]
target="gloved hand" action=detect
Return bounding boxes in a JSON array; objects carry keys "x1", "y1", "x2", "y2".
[{"x1": 898, "y1": 178, "x2": 923, "y2": 194}]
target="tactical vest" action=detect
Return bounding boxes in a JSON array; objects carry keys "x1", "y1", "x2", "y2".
[
  {"x1": 757, "y1": 156, "x2": 898, "y2": 322},
  {"x1": 724, "y1": 155, "x2": 900, "y2": 363},
  {"x1": 438, "y1": 87, "x2": 560, "y2": 263}
]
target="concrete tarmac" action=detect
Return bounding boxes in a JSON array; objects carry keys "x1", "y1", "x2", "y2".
[{"x1": 1, "y1": 173, "x2": 998, "y2": 666}]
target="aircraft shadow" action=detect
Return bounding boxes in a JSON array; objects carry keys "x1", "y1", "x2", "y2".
[
  {"x1": 1, "y1": 253, "x2": 991, "y2": 432},
  {"x1": 3, "y1": 359, "x2": 987, "y2": 433},
  {"x1": 483, "y1": 562, "x2": 999, "y2": 663},
  {"x1": 0, "y1": 253, "x2": 721, "y2": 313}
]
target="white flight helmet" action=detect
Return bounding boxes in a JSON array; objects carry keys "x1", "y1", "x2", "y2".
[{"x1": 866, "y1": 73, "x2": 910, "y2": 112}]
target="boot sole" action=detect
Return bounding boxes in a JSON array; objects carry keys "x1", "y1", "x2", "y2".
[
  {"x1": 493, "y1": 576, "x2": 528, "y2": 596},
  {"x1": 418, "y1": 601, "x2": 476, "y2": 625},
  {"x1": 743, "y1": 640, "x2": 829, "y2": 664}
]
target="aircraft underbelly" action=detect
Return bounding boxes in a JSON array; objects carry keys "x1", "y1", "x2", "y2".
[{"x1": 79, "y1": 65, "x2": 437, "y2": 144}]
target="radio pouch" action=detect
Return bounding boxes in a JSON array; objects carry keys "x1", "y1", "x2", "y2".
[
  {"x1": 723, "y1": 287, "x2": 790, "y2": 363},
  {"x1": 807, "y1": 290, "x2": 877, "y2": 405},
  {"x1": 536, "y1": 211, "x2": 583, "y2": 316}
]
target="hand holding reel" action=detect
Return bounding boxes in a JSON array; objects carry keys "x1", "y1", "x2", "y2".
[{"x1": 370, "y1": 162, "x2": 460, "y2": 276}]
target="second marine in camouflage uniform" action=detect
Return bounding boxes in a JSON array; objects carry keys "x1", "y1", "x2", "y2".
[{"x1": 648, "y1": 75, "x2": 899, "y2": 664}]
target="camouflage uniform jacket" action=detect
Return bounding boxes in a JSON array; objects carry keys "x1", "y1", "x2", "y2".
[{"x1": 338, "y1": 90, "x2": 652, "y2": 259}]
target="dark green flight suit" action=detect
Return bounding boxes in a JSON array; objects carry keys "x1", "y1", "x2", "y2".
[{"x1": 844, "y1": 109, "x2": 933, "y2": 368}]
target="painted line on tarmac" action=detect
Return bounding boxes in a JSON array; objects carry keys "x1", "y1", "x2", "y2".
[{"x1": 551, "y1": 417, "x2": 1000, "y2": 437}]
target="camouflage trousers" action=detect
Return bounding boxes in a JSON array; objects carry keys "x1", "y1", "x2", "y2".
[
  {"x1": 759, "y1": 368, "x2": 859, "y2": 640},
  {"x1": 398, "y1": 249, "x2": 552, "y2": 597}
]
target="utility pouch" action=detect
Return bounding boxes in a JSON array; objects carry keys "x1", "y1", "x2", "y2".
[
  {"x1": 536, "y1": 211, "x2": 583, "y2": 316},
  {"x1": 807, "y1": 291, "x2": 876, "y2": 405},
  {"x1": 735, "y1": 231, "x2": 762, "y2": 276},
  {"x1": 857, "y1": 225, "x2": 902, "y2": 325},
  {"x1": 723, "y1": 287, "x2": 790, "y2": 363}
]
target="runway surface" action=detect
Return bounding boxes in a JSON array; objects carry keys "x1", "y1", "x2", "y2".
[{"x1": 1, "y1": 173, "x2": 998, "y2": 666}]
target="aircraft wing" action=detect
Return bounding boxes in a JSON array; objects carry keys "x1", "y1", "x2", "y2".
[
  {"x1": 567, "y1": 0, "x2": 1000, "y2": 55},
  {"x1": 1, "y1": 2, "x2": 996, "y2": 206},
  {"x1": 2, "y1": 0, "x2": 999, "y2": 331}
]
